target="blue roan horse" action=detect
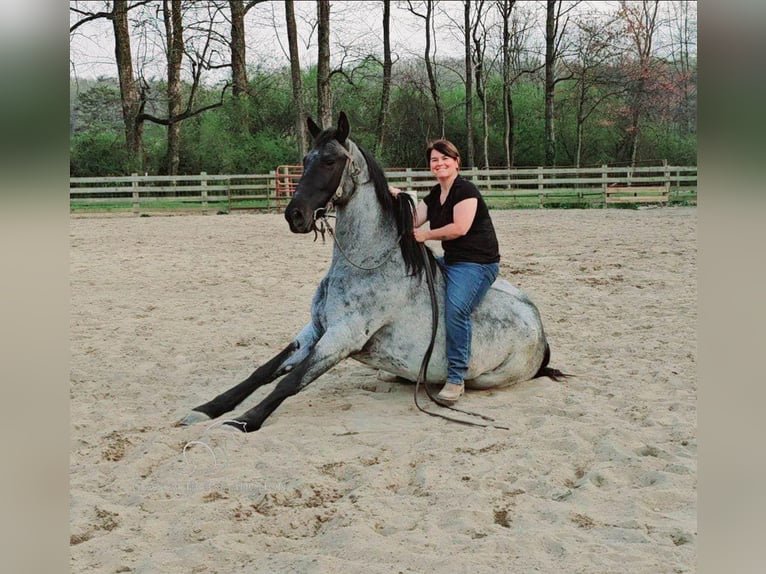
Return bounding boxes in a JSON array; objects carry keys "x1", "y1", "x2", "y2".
[{"x1": 181, "y1": 112, "x2": 562, "y2": 432}]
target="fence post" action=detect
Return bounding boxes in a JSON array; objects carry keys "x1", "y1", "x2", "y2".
[
  {"x1": 601, "y1": 165, "x2": 608, "y2": 208},
  {"x1": 269, "y1": 170, "x2": 275, "y2": 210},
  {"x1": 131, "y1": 173, "x2": 139, "y2": 214},
  {"x1": 663, "y1": 159, "x2": 670, "y2": 204},
  {"x1": 537, "y1": 166, "x2": 544, "y2": 208},
  {"x1": 200, "y1": 171, "x2": 208, "y2": 208}
]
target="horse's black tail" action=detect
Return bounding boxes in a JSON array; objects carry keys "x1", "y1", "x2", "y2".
[{"x1": 534, "y1": 342, "x2": 574, "y2": 382}]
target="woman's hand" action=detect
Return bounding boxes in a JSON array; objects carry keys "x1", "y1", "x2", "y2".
[
  {"x1": 389, "y1": 185, "x2": 402, "y2": 197},
  {"x1": 413, "y1": 228, "x2": 429, "y2": 243}
]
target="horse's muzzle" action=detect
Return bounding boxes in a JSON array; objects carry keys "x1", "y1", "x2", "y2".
[{"x1": 284, "y1": 205, "x2": 313, "y2": 234}]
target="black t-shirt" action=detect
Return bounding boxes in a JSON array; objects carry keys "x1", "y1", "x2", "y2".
[{"x1": 423, "y1": 176, "x2": 500, "y2": 265}]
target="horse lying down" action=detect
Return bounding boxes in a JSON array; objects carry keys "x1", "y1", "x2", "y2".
[{"x1": 180, "y1": 112, "x2": 565, "y2": 433}]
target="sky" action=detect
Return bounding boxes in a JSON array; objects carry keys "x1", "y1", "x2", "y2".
[
  {"x1": 69, "y1": 1, "x2": 695, "y2": 84},
  {"x1": 69, "y1": 1, "x2": 582, "y2": 82},
  {"x1": 70, "y1": 1, "x2": 471, "y2": 82}
]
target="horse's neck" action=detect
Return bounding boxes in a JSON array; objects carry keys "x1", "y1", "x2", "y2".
[{"x1": 334, "y1": 154, "x2": 395, "y2": 254}]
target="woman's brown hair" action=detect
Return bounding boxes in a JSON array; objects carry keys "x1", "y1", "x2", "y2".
[{"x1": 425, "y1": 139, "x2": 461, "y2": 167}]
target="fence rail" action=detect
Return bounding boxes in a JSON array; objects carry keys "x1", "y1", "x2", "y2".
[{"x1": 70, "y1": 163, "x2": 697, "y2": 213}]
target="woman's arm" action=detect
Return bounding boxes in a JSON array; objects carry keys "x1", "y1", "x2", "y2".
[
  {"x1": 414, "y1": 198, "x2": 477, "y2": 243},
  {"x1": 413, "y1": 200, "x2": 428, "y2": 228}
]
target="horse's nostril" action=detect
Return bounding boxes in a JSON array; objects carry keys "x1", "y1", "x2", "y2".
[{"x1": 285, "y1": 206, "x2": 308, "y2": 231}]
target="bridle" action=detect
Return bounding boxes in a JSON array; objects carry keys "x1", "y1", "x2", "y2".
[{"x1": 311, "y1": 147, "x2": 403, "y2": 272}]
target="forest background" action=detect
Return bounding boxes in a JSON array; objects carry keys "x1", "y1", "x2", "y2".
[{"x1": 68, "y1": 0, "x2": 697, "y2": 177}]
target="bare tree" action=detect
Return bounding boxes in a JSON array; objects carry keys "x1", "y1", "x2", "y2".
[
  {"x1": 496, "y1": 1, "x2": 544, "y2": 168},
  {"x1": 497, "y1": 0, "x2": 516, "y2": 168},
  {"x1": 285, "y1": 0, "x2": 308, "y2": 155},
  {"x1": 667, "y1": 0, "x2": 696, "y2": 136},
  {"x1": 70, "y1": 1, "x2": 150, "y2": 172},
  {"x1": 463, "y1": 0, "x2": 475, "y2": 167},
  {"x1": 617, "y1": 0, "x2": 661, "y2": 167},
  {"x1": 543, "y1": 0, "x2": 578, "y2": 166},
  {"x1": 228, "y1": 1, "x2": 267, "y2": 97},
  {"x1": 375, "y1": 0, "x2": 393, "y2": 156},
  {"x1": 137, "y1": 1, "x2": 230, "y2": 174},
  {"x1": 316, "y1": 0, "x2": 333, "y2": 127},
  {"x1": 565, "y1": 12, "x2": 623, "y2": 167},
  {"x1": 470, "y1": 0, "x2": 495, "y2": 169},
  {"x1": 406, "y1": 0, "x2": 444, "y2": 136}
]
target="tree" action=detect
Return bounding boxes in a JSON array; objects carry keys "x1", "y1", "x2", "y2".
[
  {"x1": 667, "y1": 0, "x2": 696, "y2": 136},
  {"x1": 285, "y1": 0, "x2": 308, "y2": 155},
  {"x1": 617, "y1": 0, "x2": 661, "y2": 166},
  {"x1": 470, "y1": 0, "x2": 495, "y2": 168},
  {"x1": 497, "y1": 0, "x2": 516, "y2": 168},
  {"x1": 229, "y1": 1, "x2": 267, "y2": 97},
  {"x1": 463, "y1": 0, "x2": 475, "y2": 167},
  {"x1": 137, "y1": 1, "x2": 230, "y2": 174},
  {"x1": 543, "y1": 0, "x2": 578, "y2": 166},
  {"x1": 316, "y1": 0, "x2": 333, "y2": 127},
  {"x1": 375, "y1": 0, "x2": 393, "y2": 156},
  {"x1": 407, "y1": 0, "x2": 444, "y2": 136},
  {"x1": 565, "y1": 12, "x2": 623, "y2": 167},
  {"x1": 70, "y1": 1, "x2": 149, "y2": 173}
]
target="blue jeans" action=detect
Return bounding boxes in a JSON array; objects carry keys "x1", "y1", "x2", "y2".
[{"x1": 438, "y1": 258, "x2": 499, "y2": 384}]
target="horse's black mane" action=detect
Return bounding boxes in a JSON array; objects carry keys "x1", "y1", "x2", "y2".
[{"x1": 356, "y1": 144, "x2": 436, "y2": 279}]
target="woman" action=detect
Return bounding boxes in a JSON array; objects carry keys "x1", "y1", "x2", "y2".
[{"x1": 391, "y1": 139, "x2": 500, "y2": 405}]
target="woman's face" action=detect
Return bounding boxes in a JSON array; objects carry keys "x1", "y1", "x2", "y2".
[{"x1": 429, "y1": 149, "x2": 459, "y2": 180}]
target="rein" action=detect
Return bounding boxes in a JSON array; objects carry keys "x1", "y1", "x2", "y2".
[
  {"x1": 413, "y1": 243, "x2": 510, "y2": 430},
  {"x1": 314, "y1": 210, "x2": 403, "y2": 271}
]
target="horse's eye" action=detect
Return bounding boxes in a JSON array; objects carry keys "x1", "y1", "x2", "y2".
[{"x1": 322, "y1": 157, "x2": 337, "y2": 166}]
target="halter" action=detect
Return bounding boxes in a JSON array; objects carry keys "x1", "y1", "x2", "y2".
[{"x1": 311, "y1": 146, "x2": 403, "y2": 271}]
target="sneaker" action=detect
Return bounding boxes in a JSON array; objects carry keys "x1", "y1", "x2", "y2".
[{"x1": 435, "y1": 381, "x2": 464, "y2": 405}]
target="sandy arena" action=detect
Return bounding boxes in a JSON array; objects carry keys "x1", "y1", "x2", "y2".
[{"x1": 70, "y1": 207, "x2": 696, "y2": 573}]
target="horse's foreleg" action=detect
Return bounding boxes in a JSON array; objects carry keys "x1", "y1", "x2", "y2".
[
  {"x1": 223, "y1": 326, "x2": 364, "y2": 432},
  {"x1": 178, "y1": 324, "x2": 318, "y2": 425}
]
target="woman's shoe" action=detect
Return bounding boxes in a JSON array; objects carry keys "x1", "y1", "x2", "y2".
[{"x1": 436, "y1": 381, "x2": 464, "y2": 405}]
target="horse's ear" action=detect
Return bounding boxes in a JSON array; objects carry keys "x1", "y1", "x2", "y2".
[
  {"x1": 336, "y1": 111, "x2": 349, "y2": 144},
  {"x1": 307, "y1": 116, "x2": 321, "y2": 139}
]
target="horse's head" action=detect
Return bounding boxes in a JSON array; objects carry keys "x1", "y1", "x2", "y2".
[{"x1": 285, "y1": 111, "x2": 359, "y2": 234}]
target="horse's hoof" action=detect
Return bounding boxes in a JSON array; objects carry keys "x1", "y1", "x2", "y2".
[
  {"x1": 221, "y1": 419, "x2": 249, "y2": 433},
  {"x1": 177, "y1": 410, "x2": 212, "y2": 426}
]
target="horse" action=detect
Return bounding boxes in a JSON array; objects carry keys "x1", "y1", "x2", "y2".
[{"x1": 179, "y1": 112, "x2": 561, "y2": 433}]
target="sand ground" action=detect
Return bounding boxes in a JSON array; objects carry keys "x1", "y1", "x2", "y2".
[{"x1": 70, "y1": 207, "x2": 697, "y2": 573}]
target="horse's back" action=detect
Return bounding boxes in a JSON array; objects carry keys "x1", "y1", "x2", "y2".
[{"x1": 352, "y1": 275, "x2": 547, "y2": 389}]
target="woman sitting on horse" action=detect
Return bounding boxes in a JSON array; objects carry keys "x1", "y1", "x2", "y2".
[{"x1": 391, "y1": 139, "x2": 501, "y2": 406}]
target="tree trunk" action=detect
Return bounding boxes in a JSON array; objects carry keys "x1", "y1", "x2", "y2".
[
  {"x1": 500, "y1": 0, "x2": 516, "y2": 168},
  {"x1": 112, "y1": 1, "x2": 143, "y2": 173},
  {"x1": 375, "y1": 0, "x2": 392, "y2": 156},
  {"x1": 471, "y1": 0, "x2": 490, "y2": 169},
  {"x1": 164, "y1": 0, "x2": 184, "y2": 175},
  {"x1": 316, "y1": 0, "x2": 332, "y2": 127},
  {"x1": 575, "y1": 79, "x2": 586, "y2": 168},
  {"x1": 423, "y1": 0, "x2": 444, "y2": 136},
  {"x1": 285, "y1": 0, "x2": 307, "y2": 155},
  {"x1": 619, "y1": 0, "x2": 659, "y2": 167},
  {"x1": 464, "y1": 0, "x2": 474, "y2": 168},
  {"x1": 229, "y1": 0, "x2": 248, "y2": 97},
  {"x1": 544, "y1": 0, "x2": 556, "y2": 166}
]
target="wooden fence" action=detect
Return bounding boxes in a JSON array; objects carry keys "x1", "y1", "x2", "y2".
[{"x1": 70, "y1": 163, "x2": 697, "y2": 213}]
